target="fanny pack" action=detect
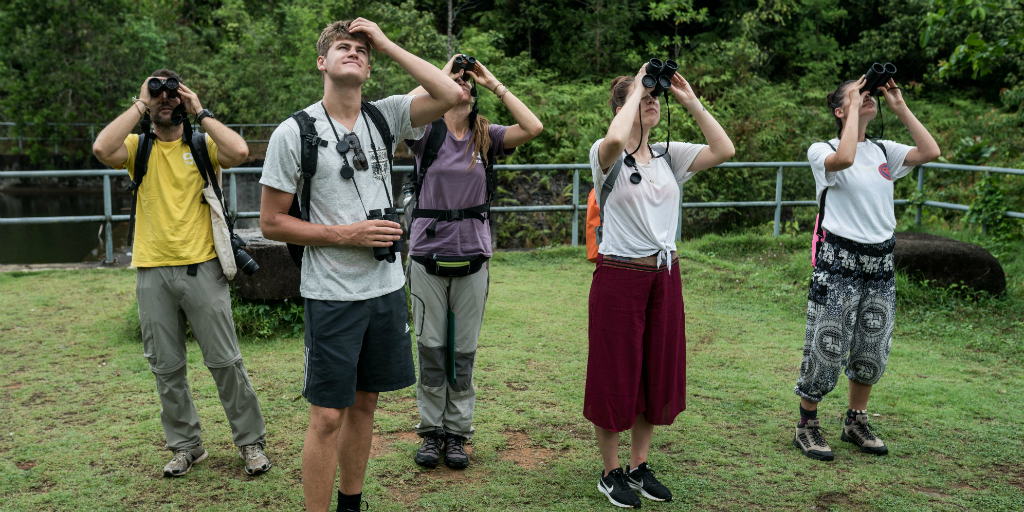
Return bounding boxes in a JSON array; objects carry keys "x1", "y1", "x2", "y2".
[{"x1": 411, "y1": 255, "x2": 488, "y2": 277}]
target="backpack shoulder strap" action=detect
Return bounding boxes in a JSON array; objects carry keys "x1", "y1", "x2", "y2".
[
  {"x1": 825, "y1": 141, "x2": 837, "y2": 151},
  {"x1": 415, "y1": 118, "x2": 448, "y2": 193},
  {"x1": 360, "y1": 101, "x2": 394, "y2": 169},
  {"x1": 869, "y1": 139, "x2": 887, "y2": 159},
  {"x1": 126, "y1": 130, "x2": 155, "y2": 246},
  {"x1": 289, "y1": 110, "x2": 324, "y2": 222},
  {"x1": 652, "y1": 144, "x2": 673, "y2": 170},
  {"x1": 595, "y1": 155, "x2": 627, "y2": 244}
]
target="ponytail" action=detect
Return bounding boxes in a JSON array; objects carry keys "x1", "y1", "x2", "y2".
[
  {"x1": 827, "y1": 80, "x2": 858, "y2": 138},
  {"x1": 608, "y1": 76, "x2": 634, "y2": 114}
]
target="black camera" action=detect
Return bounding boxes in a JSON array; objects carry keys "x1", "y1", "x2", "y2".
[
  {"x1": 230, "y1": 233, "x2": 260, "y2": 275},
  {"x1": 148, "y1": 77, "x2": 180, "y2": 98},
  {"x1": 453, "y1": 55, "x2": 477, "y2": 81},
  {"x1": 367, "y1": 208, "x2": 404, "y2": 263},
  {"x1": 861, "y1": 62, "x2": 897, "y2": 96},
  {"x1": 642, "y1": 58, "x2": 678, "y2": 97}
]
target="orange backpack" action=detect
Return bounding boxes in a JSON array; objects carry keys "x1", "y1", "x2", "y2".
[{"x1": 585, "y1": 188, "x2": 600, "y2": 262}]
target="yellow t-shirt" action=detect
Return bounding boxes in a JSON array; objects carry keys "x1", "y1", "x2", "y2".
[{"x1": 120, "y1": 133, "x2": 222, "y2": 267}]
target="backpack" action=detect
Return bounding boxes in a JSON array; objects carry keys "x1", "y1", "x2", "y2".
[
  {"x1": 811, "y1": 139, "x2": 887, "y2": 267},
  {"x1": 285, "y1": 101, "x2": 395, "y2": 268},
  {"x1": 406, "y1": 118, "x2": 497, "y2": 239},
  {"x1": 585, "y1": 145, "x2": 673, "y2": 262}
]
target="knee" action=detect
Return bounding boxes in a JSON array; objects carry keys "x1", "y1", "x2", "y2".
[
  {"x1": 308, "y1": 406, "x2": 343, "y2": 438},
  {"x1": 349, "y1": 391, "x2": 379, "y2": 416}
]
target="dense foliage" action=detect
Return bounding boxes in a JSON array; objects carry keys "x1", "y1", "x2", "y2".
[{"x1": 1, "y1": 0, "x2": 1021, "y2": 244}]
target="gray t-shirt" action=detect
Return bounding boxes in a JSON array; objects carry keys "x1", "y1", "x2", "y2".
[{"x1": 260, "y1": 96, "x2": 425, "y2": 301}]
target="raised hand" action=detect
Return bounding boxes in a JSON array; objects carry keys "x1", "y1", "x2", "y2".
[
  {"x1": 879, "y1": 78, "x2": 905, "y2": 109},
  {"x1": 633, "y1": 64, "x2": 655, "y2": 98},
  {"x1": 466, "y1": 60, "x2": 499, "y2": 91},
  {"x1": 669, "y1": 73, "x2": 700, "y2": 109},
  {"x1": 176, "y1": 83, "x2": 204, "y2": 117},
  {"x1": 347, "y1": 18, "x2": 395, "y2": 54}
]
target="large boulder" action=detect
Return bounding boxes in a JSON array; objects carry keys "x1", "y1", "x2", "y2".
[
  {"x1": 894, "y1": 232, "x2": 1006, "y2": 295},
  {"x1": 232, "y1": 228, "x2": 301, "y2": 300}
]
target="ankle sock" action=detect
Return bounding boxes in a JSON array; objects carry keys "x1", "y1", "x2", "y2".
[
  {"x1": 799, "y1": 405, "x2": 818, "y2": 426},
  {"x1": 845, "y1": 408, "x2": 865, "y2": 425}
]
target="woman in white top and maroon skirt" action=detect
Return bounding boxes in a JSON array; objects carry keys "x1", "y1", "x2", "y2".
[
  {"x1": 587, "y1": 64, "x2": 735, "y2": 508},
  {"x1": 792, "y1": 75, "x2": 939, "y2": 461}
]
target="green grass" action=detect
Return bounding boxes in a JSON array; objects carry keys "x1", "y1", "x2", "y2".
[{"x1": 1, "y1": 231, "x2": 1022, "y2": 511}]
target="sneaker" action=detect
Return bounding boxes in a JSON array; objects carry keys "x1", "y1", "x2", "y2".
[
  {"x1": 793, "y1": 419, "x2": 834, "y2": 461},
  {"x1": 163, "y1": 446, "x2": 208, "y2": 477},
  {"x1": 443, "y1": 434, "x2": 469, "y2": 469},
  {"x1": 842, "y1": 412, "x2": 889, "y2": 455},
  {"x1": 337, "y1": 499, "x2": 368, "y2": 512},
  {"x1": 414, "y1": 429, "x2": 446, "y2": 468},
  {"x1": 239, "y1": 443, "x2": 272, "y2": 475},
  {"x1": 626, "y1": 462, "x2": 672, "y2": 502},
  {"x1": 598, "y1": 468, "x2": 642, "y2": 508}
]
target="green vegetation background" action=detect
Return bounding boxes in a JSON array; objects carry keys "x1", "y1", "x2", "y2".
[{"x1": 2, "y1": 0, "x2": 1023, "y2": 247}]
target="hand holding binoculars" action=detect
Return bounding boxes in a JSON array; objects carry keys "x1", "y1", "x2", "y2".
[
  {"x1": 453, "y1": 55, "x2": 477, "y2": 81},
  {"x1": 642, "y1": 58, "x2": 679, "y2": 97},
  {"x1": 367, "y1": 208, "x2": 404, "y2": 263},
  {"x1": 861, "y1": 62, "x2": 897, "y2": 96}
]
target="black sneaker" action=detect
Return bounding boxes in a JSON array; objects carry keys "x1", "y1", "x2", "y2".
[
  {"x1": 626, "y1": 463, "x2": 672, "y2": 502},
  {"x1": 414, "y1": 428, "x2": 445, "y2": 468},
  {"x1": 598, "y1": 468, "x2": 642, "y2": 509},
  {"x1": 443, "y1": 434, "x2": 469, "y2": 469}
]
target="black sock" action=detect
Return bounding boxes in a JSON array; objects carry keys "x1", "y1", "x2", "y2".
[
  {"x1": 845, "y1": 408, "x2": 864, "y2": 425},
  {"x1": 337, "y1": 491, "x2": 361, "y2": 511},
  {"x1": 799, "y1": 405, "x2": 817, "y2": 426}
]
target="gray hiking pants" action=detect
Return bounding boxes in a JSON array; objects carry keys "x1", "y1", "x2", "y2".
[
  {"x1": 136, "y1": 258, "x2": 266, "y2": 451},
  {"x1": 408, "y1": 260, "x2": 489, "y2": 439}
]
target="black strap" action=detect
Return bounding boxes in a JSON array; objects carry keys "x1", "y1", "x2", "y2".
[
  {"x1": 414, "y1": 118, "x2": 448, "y2": 198},
  {"x1": 125, "y1": 128, "x2": 154, "y2": 247},
  {"x1": 186, "y1": 263, "x2": 198, "y2": 276},
  {"x1": 284, "y1": 110, "x2": 326, "y2": 268},
  {"x1": 360, "y1": 101, "x2": 394, "y2": 177},
  {"x1": 412, "y1": 203, "x2": 489, "y2": 238}
]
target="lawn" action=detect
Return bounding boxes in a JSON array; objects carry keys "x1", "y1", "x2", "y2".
[{"x1": 1, "y1": 232, "x2": 1022, "y2": 511}]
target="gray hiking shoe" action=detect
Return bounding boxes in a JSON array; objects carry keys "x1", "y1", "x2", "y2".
[
  {"x1": 842, "y1": 413, "x2": 889, "y2": 455},
  {"x1": 443, "y1": 434, "x2": 469, "y2": 469},
  {"x1": 163, "y1": 446, "x2": 208, "y2": 477},
  {"x1": 414, "y1": 428, "x2": 445, "y2": 468},
  {"x1": 793, "y1": 419, "x2": 834, "y2": 461},
  {"x1": 239, "y1": 443, "x2": 272, "y2": 475}
]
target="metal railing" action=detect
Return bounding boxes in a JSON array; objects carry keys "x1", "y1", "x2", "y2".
[{"x1": 2, "y1": 162, "x2": 1022, "y2": 264}]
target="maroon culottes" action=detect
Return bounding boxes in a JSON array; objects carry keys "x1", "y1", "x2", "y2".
[{"x1": 584, "y1": 253, "x2": 687, "y2": 433}]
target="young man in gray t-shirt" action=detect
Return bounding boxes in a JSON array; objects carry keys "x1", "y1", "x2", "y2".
[{"x1": 258, "y1": 18, "x2": 460, "y2": 512}]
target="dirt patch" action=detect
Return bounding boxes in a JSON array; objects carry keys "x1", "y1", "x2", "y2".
[
  {"x1": 387, "y1": 483, "x2": 422, "y2": 508},
  {"x1": 499, "y1": 431, "x2": 558, "y2": 469},
  {"x1": 3, "y1": 382, "x2": 23, "y2": 390},
  {"x1": 420, "y1": 464, "x2": 479, "y2": 483},
  {"x1": 993, "y1": 464, "x2": 1024, "y2": 490},
  {"x1": 914, "y1": 487, "x2": 950, "y2": 499},
  {"x1": 949, "y1": 482, "x2": 980, "y2": 491},
  {"x1": 505, "y1": 381, "x2": 529, "y2": 391},
  {"x1": 369, "y1": 431, "x2": 422, "y2": 459},
  {"x1": 815, "y1": 491, "x2": 853, "y2": 509},
  {"x1": 15, "y1": 461, "x2": 36, "y2": 470}
]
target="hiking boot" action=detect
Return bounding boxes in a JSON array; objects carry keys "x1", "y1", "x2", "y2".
[
  {"x1": 598, "y1": 468, "x2": 642, "y2": 508},
  {"x1": 842, "y1": 412, "x2": 889, "y2": 455},
  {"x1": 626, "y1": 462, "x2": 672, "y2": 502},
  {"x1": 793, "y1": 419, "x2": 834, "y2": 461},
  {"x1": 163, "y1": 446, "x2": 208, "y2": 477},
  {"x1": 443, "y1": 434, "x2": 469, "y2": 469},
  {"x1": 414, "y1": 429, "x2": 445, "y2": 468},
  {"x1": 239, "y1": 443, "x2": 272, "y2": 475}
]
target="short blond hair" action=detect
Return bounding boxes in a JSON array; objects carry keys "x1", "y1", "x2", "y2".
[{"x1": 317, "y1": 20, "x2": 372, "y2": 60}]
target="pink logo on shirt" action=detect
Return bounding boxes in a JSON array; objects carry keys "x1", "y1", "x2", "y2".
[{"x1": 878, "y1": 162, "x2": 891, "y2": 180}]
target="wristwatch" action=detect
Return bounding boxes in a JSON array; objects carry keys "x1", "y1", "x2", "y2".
[{"x1": 195, "y1": 109, "x2": 215, "y2": 125}]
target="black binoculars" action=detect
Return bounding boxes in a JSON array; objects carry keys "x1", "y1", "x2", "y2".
[
  {"x1": 861, "y1": 63, "x2": 897, "y2": 96},
  {"x1": 148, "y1": 77, "x2": 180, "y2": 98},
  {"x1": 642, "y1": 58, "x2": 678, "y2": 97},
  {"x1": 453, "y1": 55, "x2": 477, "y2": 81},
  {"x1": 230, "y1": 233, "x2": 260, "y2": 276},
  {"x1": 368, "y1": 208, "x2": 404, "y2": 263}
]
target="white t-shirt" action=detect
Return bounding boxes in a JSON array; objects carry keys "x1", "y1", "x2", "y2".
[
  {"x1": 589, "y1": 139, "x2": 706, "y2": 266},
  {"x1": 808, "y1": 138, "x2": 915, "y2": 244},
  {"x1": 260, "y1": 96, "x2": 425, "y2": 301}
]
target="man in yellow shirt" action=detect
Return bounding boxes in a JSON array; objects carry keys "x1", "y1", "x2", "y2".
[{"x1": 93, "y1": 69, "x2": 270, "y2": 478}]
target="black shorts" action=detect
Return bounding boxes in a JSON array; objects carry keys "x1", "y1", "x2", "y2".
[{"x1": 302, "y1": 288, "x2": 416, "y2": 409}]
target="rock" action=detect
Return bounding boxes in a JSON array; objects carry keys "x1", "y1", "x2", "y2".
[
  {"x1": 231, "y1": 228, "x2": 301, "y2": 300},
  {"x1": 894, "y1": 232, "x2": 1006, "y2": 295}
]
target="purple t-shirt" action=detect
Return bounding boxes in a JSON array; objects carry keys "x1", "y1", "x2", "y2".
[{"x1": 406, "y1": 123, "x2": 515, "y2": 257}]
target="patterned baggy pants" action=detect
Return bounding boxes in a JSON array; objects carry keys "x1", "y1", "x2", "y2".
[{"x1": 795, "y1": 232, "x2": 896, "y2": 403}]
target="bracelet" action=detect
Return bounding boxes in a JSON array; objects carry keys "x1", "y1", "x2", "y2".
[
  {"x1": 498, "y1": 85, "x2": 510, "y2": 102},
  {"x1": 491, "y1": 82, "x2": 503, "y2": 95},
  {"x1": 131, "y1": 98, "x2": 147, "y2": 116}
]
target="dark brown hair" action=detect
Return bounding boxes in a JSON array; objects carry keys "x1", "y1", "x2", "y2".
[
  {"x1": 827, "y1": 79, "x2": 858, "y2": 137},
  {"x1": 150, "y1": 68, "x2": 181, "y2": 80},
  {"x1": 317, "y1": 20, "x2": 372, "y2": 60},
  {"x1": 608, "y1": 76, "x2": 635, "y2": 114}
]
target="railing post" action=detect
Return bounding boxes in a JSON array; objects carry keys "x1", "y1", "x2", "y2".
[
  {"x1": 90, "y1": 125, "x2": 95, "y2": 146},
  {"x1": 676, "y1": 183, "x2": 683, "y2": 241},
  {"x1": 915, "y1": 167, "x2": 924, "y2": 226},
  {"x1": 773, "y1": 166, "x2": 783, "y2": 237},
  {"x1": 230, "y1": 172, "x2": 238, "y2": 222},
  {"x1": 103, "y1": 175, "x2": 114, "y2": 264},
  {"x1": 571, "y1": 170, "x2": 579, "y2": 246},
  {"x1": 982, "y1": 170, "x2": 989, "y2": 235}
]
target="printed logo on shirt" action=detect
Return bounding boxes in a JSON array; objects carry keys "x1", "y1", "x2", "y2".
[
  {"x1": 370, "y1": 147, "x2": 389, "y2": 180},
  {"x1": 183, "y1": 152, "x2": 195, "y2": 166},
  {"x1": 878, "y1": 162, "x2": 891, "y2": 181}
]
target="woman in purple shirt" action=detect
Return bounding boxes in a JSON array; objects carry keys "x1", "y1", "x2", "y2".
[{"x1": 405, "y1": 55, "x2": 543, "y2": 470}]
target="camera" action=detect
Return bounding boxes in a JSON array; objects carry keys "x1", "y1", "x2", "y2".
[
  {"x1": 861, "y1": 62, "x2": 897, "y2": 96},
  {"x1": 453, "y1": 55, "x2": 477, "y2": 81},
  {"x1": 367, "y1": 208, "x2": 404, "y2": 263},
  {"x1": 642, "y1": 58, "x2": 678, "y2": 97},
  {"x1": 148, "y1": 77, "x2": 180, "y2": 98},
  {"x1": 230, "y1": 233, "x2": 260, "y2": 275}
]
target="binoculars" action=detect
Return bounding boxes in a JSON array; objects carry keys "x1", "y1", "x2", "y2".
[
  {"x1": 368, "y1": 208, "x2": 404, "y2": 263},
  {"x1": 861, "y1": 62, "x2": 897, "y2": 96},
  {"x1": 148, "y1": 77, "x2": 180, "y2": 98},
  {"x1": 642, "y1": 58, "x2": 678, "y2": 97},
  {"x1": 453, "y1": 55, "x2": 477, "y2": 81}
]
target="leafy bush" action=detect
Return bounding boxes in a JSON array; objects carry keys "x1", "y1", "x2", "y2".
[{"x1": 122, "y1": 294, "x2": 304, "y2": 341}]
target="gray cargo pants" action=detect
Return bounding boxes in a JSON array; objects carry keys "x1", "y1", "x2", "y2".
[
  {"x1": 136, "y1": 258, "x2": 266, "y2": 451},
  {"x1": 408, "y1": 260, "x2": 489, "y2": 439}
]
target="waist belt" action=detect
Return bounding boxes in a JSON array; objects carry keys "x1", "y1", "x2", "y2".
[
  {"x1": 412, "y1": 203, "x2": 489, "y2": 238},
  {"x1": 412, "y1": 255, "x2": 487, "y2": 277}
]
